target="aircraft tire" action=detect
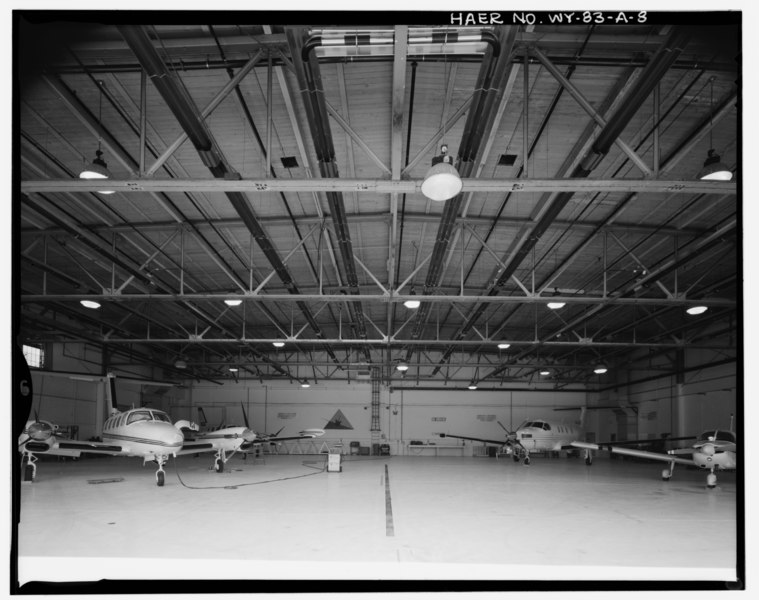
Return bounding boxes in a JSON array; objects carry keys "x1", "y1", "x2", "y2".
[
  {"x1": 523, "y1": 457, "x2": 530, "y2": 466},
  {"x1": 585, "y1": 456, "x2": 592, "y2": 466},
  {"x1": 215, "y1": 460, "x2": 224, "y2": 473},
  {"x1": 707, "y1": 473, "x2": 717, "y2": 488},
  {"x1": 157, "y1": 471, "x2": 165, "y2": 487},
  {"x1": 23, "y1": 462, "x2": 34, "y2": 482}
]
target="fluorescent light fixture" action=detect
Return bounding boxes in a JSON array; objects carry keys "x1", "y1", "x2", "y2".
[
  {"x1": 224, "y1": 299, "x2": 243, "y2": 307},
  {"x1": 272, "y1": 341, "x2": 285, "y2": 348},
  {"x1": 686, "y1": 305, "x2": 708, "y2": 315},
  {"x1": 301, "y1": 382, "x2": 310, "y2": 388},
  {"x1": 497, "y1": 343, "x2": 510, "y2": 350},
  {"x1": 174, "y1": 360, "x2": 187, "y2": 369},
  {"x1": 80, "y1": 299, "x2": 101, "y2": 309},
  {"x1": 547, "y1": 301, "x2": 566, "y2": 310},
  {"x1": 421, "y1": 144, "x2": 462, "y2": 201}
]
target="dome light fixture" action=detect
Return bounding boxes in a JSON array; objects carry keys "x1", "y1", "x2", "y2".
[
  {"x1": 79, "y1": 81, "x2": 114, "y2": 194},
  {"x1": 497, "y1": 343, "x2": 511, "y2": 350},
  {"x1": 539, "y1": 368, "x2": 551, "y2": 376},
  {"x1": 174, "y1": 359, "x2": 187, "y2": 369},
  {"x1": 547, "y1": 301, "x2": 566, "y2": 310},
  {"x1": 403, "y1": 290, "x2": 421, "y2": 309},
  {"x1": 80, "y1": 299, "x2": 101, "y2": 309},
  {"x1": 272, "y1": 341, "x2": 285, "y2": 348},
  {"x1": 421, "y1": 144, "x2": 462, "y2": 202},
  {"x1": 698, "y1": 78, "x2": 733, "y2": 181},
  {"x1": 686, "y1": 305, "x2": 708, "y2": 316},
  {"x1": 301, "y1": 381, "x2": 311, "y2": 388},
  {"x1": 228, "y1": 366, "x2": 239, "y2": 373},
  {"x1": 468, "y1": 383, "x2": 478, "y2": 390},
  {"x1": 593, "y1": 363, "x2": 608, "y2": 375},
  {"x1": 395, "y1": 361, "x2": 409, "y2": 372},
  {"x1": 224, "y1": 298, "x2": 243, "y2": 307}
]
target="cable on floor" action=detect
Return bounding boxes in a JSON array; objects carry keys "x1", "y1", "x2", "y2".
[{"x1": 171, "y1": 455, "x2": 328, "y2": 490}]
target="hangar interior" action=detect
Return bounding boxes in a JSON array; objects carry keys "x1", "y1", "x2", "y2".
[{"x1": 14, "y1": 13, "x2": 740, "y2": 587}]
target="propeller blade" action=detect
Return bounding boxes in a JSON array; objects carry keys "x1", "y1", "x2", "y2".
[
  {"x1": 240, "y1": 402, "x2": 250, "y2": 429},
  {"x1": 34, "y1": 409, "x2": 40, "y2": 422}
]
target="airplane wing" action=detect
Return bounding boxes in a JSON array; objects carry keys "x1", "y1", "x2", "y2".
[
  {"x1": 23, "y1": 437, "x2": 124, "y2": 457},
  {"x1": 241, "y1": 433, "x2": 323, "y2": 449},
  {"x1": 571, "y1": 441, "x2": 695, "y2": 466},
  {"x1": 439, "y1": 433, "x2": 510, "y2": 446}
]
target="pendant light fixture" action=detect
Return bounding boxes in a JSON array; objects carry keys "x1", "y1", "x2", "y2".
[
  {"x1": 79, "y1": 80, "x2": 114, "y2": 193},
  {"x1": 421, "y1": 144, "x2": 462, "y2": 201},
  {"x1": 698, "y1": 77, "x2": 732, "y2": 181},
  {"x1": 403, "y1": 289, "x2": 420, "y2": 309}
]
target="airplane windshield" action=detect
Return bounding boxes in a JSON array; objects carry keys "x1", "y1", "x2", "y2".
[
  {"x1": 151, "y1": 411, "x2": 172, "y2": 423},
  {"x1": 697, "y1": 429, "x2": 735, "y2": 443},
  {"x1": 127, "y1": 411, "x2": 152, "y2": 425}
]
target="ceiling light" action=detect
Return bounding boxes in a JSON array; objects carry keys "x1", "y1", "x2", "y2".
[
  {"x1": 421, "y1": 144, "x2": 462, "y2": 202},
  {"x1": 224, "y1": 299, "x2": 243, "y2": 307},
  {"x1": 174, "y1": 360, "x2": 187, "y2": 369},
  {"x1": 403, "y1": 290, "x2": 421, "y2": 309},
  {"x1": 686, "y1": 305, "x2": 708, "y2": 316},
  {"x1": 79, "y1": 150, "x2": 111, "y2": 180},
  {"x1": 468, "y1": 383, "x2": 477, "y2": 390},
  {"x1": 80, "y1": 299, "x2": 101, "y2": 309},
  {"x1": 539, "y1": 369, "x2": 551, "y2": 376},
  {"x1": 547, "y1": 301, "x2": 566, "y2": 310},
  {"x1": 272, "y1": 341, "x2": 285, "y2": 348},
  {"x1": 301, "y1": 382, "x2": 310, "y2": 388},
  {"x1": 698, "y1": 149, "x2": 732, "y2": 181},
  {"x1": 593, "y1": 364, "x2": 608, "y2": 375},
  {"x1": 497, "y1": 343, "x2": 510, "y2": 350},
  {"x1": 395, "y1": 362, "x2": 409, "y2": 372},
  {"x1": 228, "y1": 367, "x2": 239, "y2": 373}
]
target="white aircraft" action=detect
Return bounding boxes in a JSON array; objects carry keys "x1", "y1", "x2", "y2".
[
  {"x1": 18, "y1": 375, "x2": 251, "y2": 486},
  {"x1": 440, "y1": 408, "x2": 593, "y2": 466},
  {"x1": 571, "y1": 416, "x2": 737, "y2": 489}
]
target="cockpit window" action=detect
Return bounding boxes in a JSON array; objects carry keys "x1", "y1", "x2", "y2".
[
  {"x1": 151, "y1": 411, "x2": 171, "y2": 423},
  {"x1": 127, "y1": 411, "x2": 152, "y2": 425},
  {"x1": 697, "y1": 429, "x2": 736, "y2": 443}
]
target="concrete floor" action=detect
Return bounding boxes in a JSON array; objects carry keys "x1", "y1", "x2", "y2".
[{"x1": 15, "y1": 451, "x2": 738, "y2": 586}]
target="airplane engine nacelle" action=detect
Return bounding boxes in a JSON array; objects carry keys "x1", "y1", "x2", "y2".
[
  {"x1": 24, "y1": 420, "x2": 55, "y2": 442},
  {"x1": 699, "y1": 444, "x2": 716, "y2": 457}
]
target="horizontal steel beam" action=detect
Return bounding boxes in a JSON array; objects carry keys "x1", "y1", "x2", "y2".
[
  {"x1": 21, "y1": 178, "x2": 736, "y2": 195},
  {"x1": 21, "y1": 293, "x2": 736, "y2": 307}
]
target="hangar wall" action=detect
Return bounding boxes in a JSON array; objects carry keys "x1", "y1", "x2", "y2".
[{"x1": 184, "y1": 382, "x2": 587, "y2": 455}]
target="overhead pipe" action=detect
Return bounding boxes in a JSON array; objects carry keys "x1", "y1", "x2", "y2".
[{"x1": 118, "y1": 25, "x2": 338, "y2": 363}]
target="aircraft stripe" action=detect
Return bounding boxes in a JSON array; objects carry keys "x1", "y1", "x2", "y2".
[
  {"x1": 384, "y1": 464, "x2": 395, "y2": 537},
  {"x1": 104, "y1": 433, "x2": 182, "y2": 448}
]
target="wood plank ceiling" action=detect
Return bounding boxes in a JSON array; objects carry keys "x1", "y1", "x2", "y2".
[{"x1": 15, "y1": 13, "x2": 740, "y2": 389}]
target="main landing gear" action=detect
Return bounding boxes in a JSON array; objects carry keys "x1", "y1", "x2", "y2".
[
  {"x1": 21, "y1": 453, "x2": 38, "y2": 482},
  {"x1": 584, "y1": 449, "x2": 593, "y2": 466},
  {"x1": 213, "y1": 448, "x2": 233, "y2": 473}
]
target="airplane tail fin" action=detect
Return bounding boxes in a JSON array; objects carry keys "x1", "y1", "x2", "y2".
[
  {"x1": 198, "y1": 407, "x2": 208, "y2": 427},
  {"x1": 106, "y1": 373, "x2": 119, "y2": 416}
]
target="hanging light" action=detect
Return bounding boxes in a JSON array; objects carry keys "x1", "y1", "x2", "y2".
[
  {"x1": 224, "y1": 299, "x2": 243, "y2": 307},
  {"x1": 468, "y1": 383, "x2": 478, "y2": 390},
  {"x1": 698, "y1": 150, "x2": 732, "y2": 181},
  {"x1": 79, "y1": 81, "x2": 114, "y2": 193},
  {"x1": 403, "y1": 289, "x2": 421, "y2": 309},
  {"x1": 698, "y1": 77, "x2": 732, "y2": 181},
  {"x1": 547, "y1": 289, "x2": 565, "y2": 310},
  {"x1": 228, "y1": 366, "x2": 239, "y2": 373},
  {"x1": 421, "y1": 144, "x2": 462, "y2": 201},
  {"x1": 80, "y1": 299, "x2": 101, "y2": 309},
  {"x1": 497, "y1": 343, "x2": 511, "y2": 350},
  {"x1": 301, "y1": 381, "x2": 311, "y2": 388},
  {"x1": 686, "y1": 305, "x2": 708, "y2": 316},
  {"x1": 174, "y1": 359, "x2": 187, "y2": 369},
  {"x1": 395, "y1": 361, "x2": 409, "y2": 372},
  {"x1": 272, "y1": 341, "x2": 285, "y2": 348},
  {"x1": 593, "y1": 363, "x2": 608, "y2": 375},
  {"x1": 539, "y1": 368, "x2": 551, "y2": 376}
]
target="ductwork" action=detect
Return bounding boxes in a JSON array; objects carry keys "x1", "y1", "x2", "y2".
[{"x1": 118, "y1": 25, "x2": 337, "y2": 360}]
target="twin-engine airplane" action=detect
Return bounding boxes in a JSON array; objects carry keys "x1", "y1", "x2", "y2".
[
  {"x1": 571, "y1": 416, "x2": 737, "y2": 489},
  {"x1": 18, "y1": 376, "x2": 324, "y2": 486},
  {"x1": 440, "y1": 408, "x2": 593, "y2": 466}
]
